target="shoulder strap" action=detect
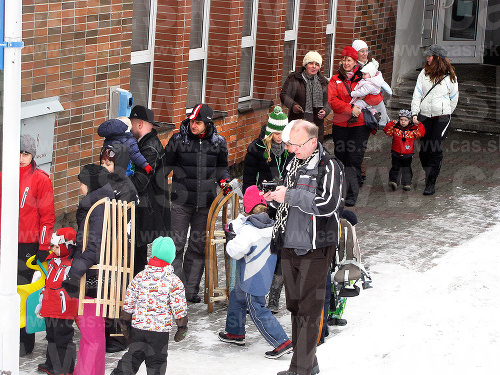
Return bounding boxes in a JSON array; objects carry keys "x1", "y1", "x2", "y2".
[{"x1": 421, "y1": 74, "x2": 449, "y2": 103}]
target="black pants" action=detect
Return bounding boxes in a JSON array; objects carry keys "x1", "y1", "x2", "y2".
[
  {"x1": 44, "y1": 317, "x2": 76, "y2": 374},
  {"x1": 332, "y1": 125, "x2": 371, "y2": 205},
  {"x1": 282, "y1": 245, "x2": 335, "y2": 375},
  {"x1": 111, "y1": 328, "x2": 169, "y2": 375},
  {"x1": 19, "y1": 242, "x2": 38, "y2": 355},
  {"x1": 418, "y1": 114, "x2": 451, "y2": 184},
  {"x1": 389, "y1": 154, "x2": 413, "y2": 186}
]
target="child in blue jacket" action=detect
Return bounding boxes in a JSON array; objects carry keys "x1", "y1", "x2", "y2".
[
  {"x1": 218, "y1": 185, "x2": 292, "y2": 359},
  {"x1": 98, "y1": 117, "x2": 153, "y2": 175}
]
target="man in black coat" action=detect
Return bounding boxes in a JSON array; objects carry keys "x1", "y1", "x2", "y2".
[
  {"x1": 129, "y1": 105, "x2": 170, "y2": 275},
  {"x1": 164, "y1": 103, "x2": 230, "y2": 303}
]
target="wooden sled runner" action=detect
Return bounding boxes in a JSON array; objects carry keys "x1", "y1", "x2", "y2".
[
  {"x1": 78, "y1": 198, "x2": 135, "y2": 319},
  {"x1": 204, "y1": 190, "x2": 239, "y2": 313}
]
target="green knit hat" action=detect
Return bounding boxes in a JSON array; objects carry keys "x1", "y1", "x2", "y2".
[
  {"x1": 265, "y1": 106, "x2": 288, "y2": 137},
  {"x1": 151, "y1": 236, "x2": 176, "y2": 264}
]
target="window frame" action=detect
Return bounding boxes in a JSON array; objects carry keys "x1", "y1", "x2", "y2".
[
  {"x1": 187, "y1": 0, "x2": 211, "y2": 110},
  {"x1": 130, "y1": 0, "x2": 158, "y2": 107},
  {"x1": 239, "y1": 0, "x2": 259, "y2": 102},
  {"x1": 283, "y1": 0, "x2": 300, "y2": 82},
  {"x1": 325, "y1": 0, "x2": 338, "y2": 78}
]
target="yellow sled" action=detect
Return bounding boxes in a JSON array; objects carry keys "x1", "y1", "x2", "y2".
[{"x1": 17, "y1": 255, "x2": 48, "y2": 333}]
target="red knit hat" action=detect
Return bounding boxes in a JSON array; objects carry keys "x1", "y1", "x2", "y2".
[
  {"x1": 341, "y1": 46, "x2": 358, "y2": 61},
  {"x1": 51, "y1": 227, "x2": 77, "y2": 257},
  {"x1": 243, "y1": 185, "x2": 267, "y2": 214}
]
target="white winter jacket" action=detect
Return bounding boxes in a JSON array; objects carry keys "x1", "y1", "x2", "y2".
[{"x1": 411, "y1": 69, "x2": 459, "y2": 118}]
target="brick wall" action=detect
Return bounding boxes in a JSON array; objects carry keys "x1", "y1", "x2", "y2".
[
  {"x1": 22, "y1": 0, "x2": 134, "y2": 215},
  {"x1": 20, "y1": 0, "x2": 398, "y2": 215}
]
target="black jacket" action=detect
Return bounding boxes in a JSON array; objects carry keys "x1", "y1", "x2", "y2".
[
  {"x1": 129, "y1": 129, "x2": 169, "y2": 246},
  {"x1": 105, "y1": 143, "x2": 139, "y2": 205},
  {"x1": 70, "y1": 183, "x2": 115, "y2": 280},
  {"x1": 164, "y1": 119, "x2": 229, "y2": 208},
  {"x1": 242, "y1": 137, "x2": 294, "y2": 193}
]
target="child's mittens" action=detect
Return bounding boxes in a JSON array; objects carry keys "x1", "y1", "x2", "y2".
[
  {"x1": 120, "y1": 310, "x2": 133, "y2": 341},
  {"x1": 174, "y1": 316, "x2": 188, "y2": 342},
  {"x1": 224, "y1": 223, "x2": 236, "y2": 243},
  {"x1": 144, "y1": 164, "x2": 153, "y2": 174}
]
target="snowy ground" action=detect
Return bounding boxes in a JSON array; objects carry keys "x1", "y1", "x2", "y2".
[{"x1": 20, "y1": 211, "x2": 500, "y2": 375}]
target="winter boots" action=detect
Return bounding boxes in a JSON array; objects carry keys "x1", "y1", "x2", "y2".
[
  {"x1": 267, "y1": 274, "x2": 284, "y2": 314},
  {"x1": 264, "y1": 340, "x2": 293, "y2": 359},
  {"x1": 218, "y1": 332, "x2": 245, "y2": 346}
]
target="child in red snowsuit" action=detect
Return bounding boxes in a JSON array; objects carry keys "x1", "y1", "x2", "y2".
[
  {"x1": 384, "y1": 109, "x2": 425, "y2": 191},
  {"x1": 36, "y1": 227, "x2": 78, "y2": 375}
]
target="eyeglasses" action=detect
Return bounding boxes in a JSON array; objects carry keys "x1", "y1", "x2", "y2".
[{"x1": 287, "y1": 137, "x2": 314, "y2": 149}]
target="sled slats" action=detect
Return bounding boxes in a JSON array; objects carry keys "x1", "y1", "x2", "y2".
[{"x1": 78, "y1": 198, "x2": 135, "y2": 319}]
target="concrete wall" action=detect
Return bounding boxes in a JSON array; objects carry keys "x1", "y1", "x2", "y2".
[{"x1": 391, "y1": 0, "x2": 425, "y2": 85}]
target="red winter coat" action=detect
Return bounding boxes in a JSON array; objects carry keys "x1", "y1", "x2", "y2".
[
  {"x1": 383, "y1": 120, "x2": 425, "y2": 155},
  {"x1": 0, "y1": 164, "x2": 55, "y2": 251},
  {"x1": 40, "y1": 252, "x2": 78, "y2": 319},
  {"x1": 328, "y1": 66, "x2": 383, "y2": 127}
]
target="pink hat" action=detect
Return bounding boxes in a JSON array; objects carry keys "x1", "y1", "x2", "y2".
[
  {"x1": 341, "y1": 46, "x2": 358, "y2": 61},
  {"x1": 243, "y1": 185, "x2": 267, "y2": 214}
]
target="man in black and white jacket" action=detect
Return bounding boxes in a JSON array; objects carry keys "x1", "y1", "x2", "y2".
[{"x1": 263, "y1": 120, "x2": 343, "y2": 375}]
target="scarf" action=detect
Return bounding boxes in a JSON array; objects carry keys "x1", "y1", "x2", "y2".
[
  {"x1": 270, "y1": 140, "x2": 285, "y2": 158},
  {"x1": 302, "y1": 72, "x2": 324, "y2": 117},
  {"x1": 271, "y1": 149, "x2": 319, "y2": 252}
]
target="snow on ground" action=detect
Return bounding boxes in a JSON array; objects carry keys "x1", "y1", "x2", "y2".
[
  {"x1": 20, "y1": 215, "x2": 500, "y2": 375},
  {"x1": 158, "y1": 220, "x2": 500, "y2": 374}
]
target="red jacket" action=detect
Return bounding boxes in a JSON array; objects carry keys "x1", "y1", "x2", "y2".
[
  {"x1": 328, "y1": 66, "x2": 383, "y2": 127},
  {"x1": 0, "y1": 165, "x2": 55, "y2": 251},
  {"x1": 383, "y1": 120, "x2": 425, "y2": 155},
  {"x1": 40, "y1": 252, "x2": 78, "y2": 319}
]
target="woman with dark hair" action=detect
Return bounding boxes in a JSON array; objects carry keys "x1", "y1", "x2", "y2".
[
  {"x1": 0, "y1": 134, "x2": 55, "y2": 356},
  {"x1": 411, "y1": 44, "x2": 459, "y2": 195},
  {"x1": 328, "y1": 46, "x2": 383, "y2": 206}
]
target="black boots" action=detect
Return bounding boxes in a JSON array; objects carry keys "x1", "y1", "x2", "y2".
[
  {"x1": 423, "y1": 176, "x2": 436, "y2": 196},
  {"x1": 267, "y1": 274, "x2": 284, "y2": 314}
]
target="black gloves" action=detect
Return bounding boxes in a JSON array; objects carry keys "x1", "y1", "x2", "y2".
[
  {"x1": 62, "y1": 273, "x2": 81, "y2": 298},
  {"x1": 174, "y1": 316, "x2": 188, "y2": 342},
  {"x1": 224, "y1": 223, "x2": 236, "y2": 243},
  {"x1": 35, "y1": 249, "x2": 49, "y2": 263}
]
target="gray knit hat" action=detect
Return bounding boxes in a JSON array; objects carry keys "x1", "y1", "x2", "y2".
[
  {"x1": 20, "y1": 134, "x2": 36, "y2": 157},
  {"x1": 424, "y1": 44, "x2": 448, "y2": 59},
  {"x1": 399, "y1": 109, "x2": 412, "y2": 120}
]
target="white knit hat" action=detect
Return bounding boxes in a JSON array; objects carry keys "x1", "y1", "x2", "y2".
[
  {"x1": 361, "y1": 58, "x2": 379, "y2": 78},
  {"x1": 302, "y1": 51, "x2": 322, "y2": 68},
  {"x1": 352, "y1": 39, "x2": 368, "y2": 52}
]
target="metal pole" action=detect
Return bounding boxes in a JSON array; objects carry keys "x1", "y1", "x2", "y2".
[{"x1": 0, "y1": 0, "x2": 23, "y2": 373}]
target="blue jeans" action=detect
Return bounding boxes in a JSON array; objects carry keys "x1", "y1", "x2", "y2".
[{"x1": 225, "y1": 285, "x2": 289, "y2": 348}]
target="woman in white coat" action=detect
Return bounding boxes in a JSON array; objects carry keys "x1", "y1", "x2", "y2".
[{"x1": 411, "y1": 44, "x2": 458, "y2": 195}]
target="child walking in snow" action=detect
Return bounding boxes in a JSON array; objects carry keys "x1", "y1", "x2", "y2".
[
  {"x1": 218, "y1": 185, "x2": 292, "y2": 359},
  {"x1": 349, "y1": 58, "x2": 389, "y2": 126},
  {"x1": 111, "y1": 236, "x2": 188, "y2": 375},
  {"x1": 36, "y1": 227, "x2": 79, "y2": 375},
  {"x1": 384, "y1": 109, "x2": 425, "y2": 191},
  {"x1": 98, "y1": 117, "x2": 153, "y2": 175}
]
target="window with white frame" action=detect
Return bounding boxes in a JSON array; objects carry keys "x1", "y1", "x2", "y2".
[
  {"x1": 283, "y1": 0, "x2": 300, "y2": 84},
  {"x1": 187, "y1": 0, "x2": 211, "y2": 109},
  {"x1": 324, "y1": 0, "x2": 337, "y2": 78},
  {"x1": 239, "y1": 0, "x2": 259, "y2": 100},
  {"x1": 130, "y1": 0, "x2": 157, "y2": 107}
]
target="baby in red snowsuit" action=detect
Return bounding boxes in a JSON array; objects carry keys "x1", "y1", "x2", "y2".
[{"x1": 36, "y1": 227, "x2": 78, "y2": 375}]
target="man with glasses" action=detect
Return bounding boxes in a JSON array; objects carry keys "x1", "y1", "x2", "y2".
[{"x1": 263, "y1": 120, "x2": 343, "y2": 375}]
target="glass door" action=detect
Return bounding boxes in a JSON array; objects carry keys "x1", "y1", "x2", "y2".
[{"x1": 436, "y1": 0, "x2": 488, "y2": 63}]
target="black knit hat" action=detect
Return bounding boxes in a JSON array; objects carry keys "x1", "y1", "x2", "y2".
[
  {"x1": 342, "y1": 209, "x2": 358, "y2": 226},
  {"x1": 78, "y1": 164, "x2": 110, "y2": 193}
]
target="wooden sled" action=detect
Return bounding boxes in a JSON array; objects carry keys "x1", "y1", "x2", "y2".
[
  {"x1": 78, "y1": 198, "x2": 135, "y2": 319},
  {"x1": 204, "y1": 190, "x2": 239, "y2": 312}
]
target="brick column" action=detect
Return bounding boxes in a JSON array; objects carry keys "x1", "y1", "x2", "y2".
[
  {"x1": 152, "y1": 0, "x2": 191, "y2": 126},
  {"x1": 296, "y1": 0, "x2": 329, "y2": 67},
  {"x1": 253, "y1": 0, "x2": 287, "y2": 103},
  {"x1": 205, "y1": 0, "x2": 244, "y2": 118}
]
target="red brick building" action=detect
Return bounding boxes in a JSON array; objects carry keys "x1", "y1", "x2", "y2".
[{"x1": 20, "y1": 0, "x2": 397, "y2": 215}]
